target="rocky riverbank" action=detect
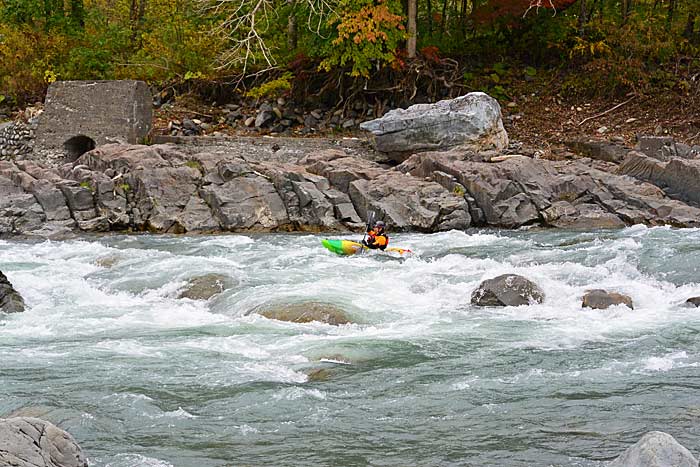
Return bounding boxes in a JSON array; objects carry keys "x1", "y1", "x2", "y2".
[{"x1": 1, "y1": 132, "x2": 700, "y2": 238}]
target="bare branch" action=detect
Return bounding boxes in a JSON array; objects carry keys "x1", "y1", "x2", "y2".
[
  {"x1": 199, "y1": 0, "x2": 338, "y2": 72},
  {"x1": 578, "y1": 95, "x2": 636, "y2": 126},
  {"x1": 523, "y1": 0, "x2": 557, "y2": 18}
]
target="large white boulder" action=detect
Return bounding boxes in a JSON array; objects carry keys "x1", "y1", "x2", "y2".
[
  {"x1": 360, "y1": 92, "x2": 508, "y2": 155},
  {"x1": 0, "y1": 417, "x2": 88, "y2": 467},
  {"x1": 609, "y1": 431, "x2": 698, "y2": 467}
]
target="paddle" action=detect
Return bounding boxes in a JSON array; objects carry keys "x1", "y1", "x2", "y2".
[{"x1": 361, "y1": 210, "x2": 375, "y2": 249}]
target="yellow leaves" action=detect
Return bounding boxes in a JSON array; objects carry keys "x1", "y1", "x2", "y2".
[
  {"x1": 333, "y1": 4, "x2": 403, "y2": 47},
  {"x1": 44, "y1": 69, "x2": 58, "y2": 83},
  {"x1": 569, "y1": 37, "x2": 611, "y2": 59}
]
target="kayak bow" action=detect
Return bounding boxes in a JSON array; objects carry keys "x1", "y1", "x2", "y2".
[{"x1": 321, "y1": 239, "x2": 412, "y2": 256}]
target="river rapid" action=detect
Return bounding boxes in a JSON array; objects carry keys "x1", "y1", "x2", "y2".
[{"x1": 1, "y1": 227, "x2": 700, "y2": 466}]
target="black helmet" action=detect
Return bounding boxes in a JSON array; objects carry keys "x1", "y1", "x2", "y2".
[{"x1": 374, "y1": 221, "x2": 386, "y2": 229}]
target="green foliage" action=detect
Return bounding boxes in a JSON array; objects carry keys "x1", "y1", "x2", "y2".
[
  {"x1": 462, "y1": 62, "x2": 514, "y2": 102},
  {"x1": 245, "y1": 72, "x2": 294, "y2": 99},
  {"x1": 555, "y1": 11, "x2": 695, "y2": 98},
  {"x1": 185, "y1": 160, "x2": 204, "y2": 172},
  {"x1": 0, "y1": 0, "x2": 698, "y2": 106},
  {"x1": 79, "y1": 180, "x2": 94, "y2": 192},
  {"x1": 127, "y1": 10, "x2": 223, "y2": 81}
]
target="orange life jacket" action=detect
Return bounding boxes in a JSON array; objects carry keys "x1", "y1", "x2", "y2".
[{"x1": 366, "y1": 229, "x2": 389, "y2": 250}]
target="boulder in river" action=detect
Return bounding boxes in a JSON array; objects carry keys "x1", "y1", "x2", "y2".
[
  {"x1": 608, "y1": 431, "x2": 698, "y2": 467},
  {"x1": 581, "y1": 289, "x2": 633, "y2": 310},
  {"x1": 0, "y1": 417, "x2": 88, "y2": 467},
  {"x1": 0, "y1": 270, "x2": 25, "y2": 313},
  {"x1": 471, "y1": 274, "x2": 545, "y2": 306},
  {"x1": 684, "y1": 296, "x2": 700, "y2": 307},
  {"x1": 178, "y1": 273, "x2": 233, "y2": 300},
  {"x1": 253, "y1": 301, "x2": 353, "y2": 325}
]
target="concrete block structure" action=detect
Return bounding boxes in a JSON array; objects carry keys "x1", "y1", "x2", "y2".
[{"x1": 35, "y1": 80, "x2": 152, "y2": 160}]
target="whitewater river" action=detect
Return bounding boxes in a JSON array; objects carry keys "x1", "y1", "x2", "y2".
[{"x1": 2, "y1": 227, "x2": 700, "y2": 466}]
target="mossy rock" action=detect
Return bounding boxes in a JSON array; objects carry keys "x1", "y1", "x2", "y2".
[
  {"x1": 255, "y1": 301, "x2": 353, "y2": 326},
  {"x1": 307, "y1": 368, "x2": 333, "y2": 382},
  {"x1": 582, "y1": 289, "x2": 633, "y2": 310}
]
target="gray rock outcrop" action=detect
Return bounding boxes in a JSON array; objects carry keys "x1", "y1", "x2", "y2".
[
  {"x1": 635, "y1": 135, "x2": 700, "y2": 161},
  {"x1": 3, "y1": 130, "x2": 700, "y2": 237},
  {"x1": 0, "y1": 270, "x2": 25, "y2": 313},
  {"x1": 619, "y1": 151, "x2": 700, "y2": 206},
  {"x1": 582, "y1": 289, "x2": 634, "y2": 309},
  {"x1": 608, "y1": 431, "x2": 698, "y2": 467},
  {"x1": 408, "y1": 150, "x2": 700, "y2": 229},
  {"x1": 0, "y1": 417, "x2": 88, "y2": 467},
  {"x1": 471, "y1": 274, "x2": 545, "y2": 306},
  {"x1": 360, "y1": 92, "x2": 508, "y2": 155}
]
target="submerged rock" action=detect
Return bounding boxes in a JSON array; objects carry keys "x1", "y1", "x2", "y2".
[
  {"x1": 94, "y1": 254, "x2": 121, "y2": 268},
  {"x1": 0, "y1": 417, "x2": 88, "y2": 467},
  {"x1": 582, "y1": 289, "x2": 633, "y2": 310},
  {"x1": 0, "y1": 270, "x2": 25, "y2": 313},
  {"x1": 684, "y1": 296, "x2": 700, "y2": 307},
  {"x1": 178, "y1": 273, "x2": 233, "y2": 300},
  {"x1": 306, "y1": 368, "x2": 333, "y2": 382},
  {"x1": 609, "y1": 431, "x2": 697, "y2": 467},
  {"x1": 254, "y1": 301, "x2": 353, "y2": 325},
  {"x1": 471, "y1": 274, "x2": 544, "y2": 306}
]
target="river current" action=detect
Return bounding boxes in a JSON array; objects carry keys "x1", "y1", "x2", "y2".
[{"x1": 1, "y1": 227, "x2": 700, "y2": 466}]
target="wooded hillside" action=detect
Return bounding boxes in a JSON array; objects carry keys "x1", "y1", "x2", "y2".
[{"x1": 1, "y1": 0, "x2": 698, "y2": 120}]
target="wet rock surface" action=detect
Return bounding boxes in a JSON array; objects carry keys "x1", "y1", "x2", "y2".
[
  {"x1": 471, "y1": 274, "x2": 545, "y2": 307},
  {"x1": 0, "y1": 417, "x2": 88, "y2": 467},
  {"x1": 608, "y1": 431, "x2": 698, "y2": 467},
  {"x1": 0, "y1": 270, "x2": 25, "y2": 313},
  {"x1": 252, "y1": 301, "x2": 354, "y2": 325},
  {"x1": 582, "y1": 289, "x2": 634, "y2": 310}
]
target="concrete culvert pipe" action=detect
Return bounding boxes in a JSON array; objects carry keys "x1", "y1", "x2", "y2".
[{"x1": 63, "y1": 134, "x2": 96, "y2": 160}]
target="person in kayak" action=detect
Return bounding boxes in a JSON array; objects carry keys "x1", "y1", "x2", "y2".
[{"x1": 363, "y1": 220, "x2": 389, "y2": 250}]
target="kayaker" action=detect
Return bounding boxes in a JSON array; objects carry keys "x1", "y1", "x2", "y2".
[{"x1": 363, "y1": 220, "x2": 389, "y2": 250}]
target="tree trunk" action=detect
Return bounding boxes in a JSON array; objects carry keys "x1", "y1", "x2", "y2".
[
  {"x1": 427, "y1": 0, "x2": 433, "y2": 34},
  {"x1": 683, "y1": 12, "x2": 696, "y2": 39},
  {"x1": 70, "y1": 0, "x2": 85, "y2": 27},
  {"x1": 138, "y1": 0, "x2": 147, "y2": 23},
  {"x1": 578, "y1": 0, "x2": 587, "y2": 35},
  {"x1": 129, "y1": 0, "x2": 147, "y2": 45},
  {"x1": 666, "y1": 0, "x2": 676, "y2": 28},
  {"x1": 407, "y1": 0, "x2": 417, "y2": 58},
  {"x1": 440, "y1": 0, "x2": 448, "y2": 36},
  {"x1": 287, "y1": 0, "x2": 298, "y2": 50}
]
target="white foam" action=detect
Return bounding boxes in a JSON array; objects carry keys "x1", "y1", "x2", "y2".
[
  {"x1": 273, "y1": 387, "x2": 327, "y2": 401},
  {"x1": 3, "y1": 228, "x2": 700, "y2": 387},
  {"x1": 105, "y1": 454, "x2": 174, "y2": 467},
  {"x1": 639, "y1": 351, "x2": 690, "y2": 373}
]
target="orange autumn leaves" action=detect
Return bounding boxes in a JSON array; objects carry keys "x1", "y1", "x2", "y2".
[
  {"x1": 335, "y1": 1, "x2": 405, "y2": 45},
  {"x1": 319, "y1": 0, "x2": 406, "y2": 76}
]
